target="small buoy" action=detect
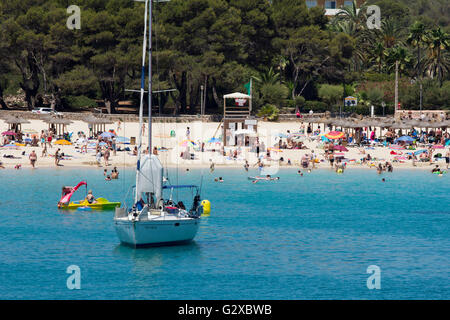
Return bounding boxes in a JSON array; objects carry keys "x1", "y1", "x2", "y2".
[{"x1": 201, "y1": 200, "x2": 211, "y2": 216}]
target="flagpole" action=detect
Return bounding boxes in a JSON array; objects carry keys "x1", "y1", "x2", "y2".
[{"x1": 249, "y1": 78, "x2": 252, "y2": 114}]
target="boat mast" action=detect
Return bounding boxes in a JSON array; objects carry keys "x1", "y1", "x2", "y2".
[
  {"x1": 148, "y1": 0, "x2": 152, "y2": 151},
  {"x1": 135, "y1": 0, "x2": 149, "y2": 204}
]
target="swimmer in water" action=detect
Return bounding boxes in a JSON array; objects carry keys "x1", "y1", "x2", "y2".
[
  {"x1": 219, "y1": 177, "x2": 224, "y2": 182},
  {"x1": 105, "y1": 175, "x2": 111, "y2": 181},
  {"x1": 298, "y1": 170, "x2": 303, "y2": 176},
  {"x1": 210, "y1": 161, "x2": 215, "y2": 173},
  {"x1": 382, "y1": 178, "x2": 385, "y2": 182},
  {"x1": 244, "y1": 160, "x2": 249, "y2": 172}
]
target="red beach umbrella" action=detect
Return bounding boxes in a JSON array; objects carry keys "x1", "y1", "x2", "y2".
[
  {"x1": 2, "y1": 131, "x2": 17, "y2": 136},
  {"x1": 333, "y1": 145, "x2": 349, "y2": 152},
  {"x1": 325, "y1": 131, "x2": 345, "y2": 140}
]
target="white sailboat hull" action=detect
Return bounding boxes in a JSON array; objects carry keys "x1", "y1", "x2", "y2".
[{"x1": 114, "y1": 217, "x2": 200, "y2": 247}]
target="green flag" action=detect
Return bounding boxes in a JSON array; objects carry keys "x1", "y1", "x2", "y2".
[{"x1": 244, "y1": 81, "x2": 251, "y2": 96}]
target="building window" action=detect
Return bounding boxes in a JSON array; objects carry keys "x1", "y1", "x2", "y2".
[
  {"x1": 344, "y1": 1, "x2": 353, "y2": 7},
  {"x1": 306, "y1": 0, "x2": 317, "y2": 8},
  {"x1": 325, "y1": 1, "x2": 336, "y2": 9}
]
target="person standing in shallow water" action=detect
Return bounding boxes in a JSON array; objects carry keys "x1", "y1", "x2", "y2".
[
  {"x1": 54, "y1": 148, "x2": 60, "y2": 166},
  {"x1": 446, "y1": 149, "x2": 450, "y2": 170},
  {"x1": 29, "y1": 150, "x2": 37, "y2": 168},
  {"x1": 104, "y1": 147, "x2": 110, "y2": 166}
]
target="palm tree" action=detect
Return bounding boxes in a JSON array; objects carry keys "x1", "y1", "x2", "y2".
[
  {"x1": 378, "y1": 18, "x2": 404, "y2": 49},
  {"x1": 332, "y1": 0, "x2": 367, "y2": 32},
  {"x1": 385, "y1": 46, "x2": 412, "y2": 111},
  {"x1": 370, "y1": 42, "x2": 385, "y2": 73},
  {"x1": 253, "y1": 67, "x2": 280, "y2": 86},
  {"x1": 407, "y1": 21, "x2": 428, "y2": 110},
  {"x1": 385, "y1": 46, "x2": 412, "y2": 75},
  {"x1": 407, "y1": 21, "x2": 428, "y2": 77},
  {"x1": 424, "y1": 27, "x2": 450, "y2": 86}
]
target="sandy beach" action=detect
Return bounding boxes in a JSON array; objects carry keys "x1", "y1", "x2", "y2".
[{"x1": 0, "y1": 117, "x2": 448, "y2": 171}]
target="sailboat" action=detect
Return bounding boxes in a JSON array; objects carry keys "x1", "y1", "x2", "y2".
[{"x1": 114, "y1": 0, "x2": 204, "y2": 247}]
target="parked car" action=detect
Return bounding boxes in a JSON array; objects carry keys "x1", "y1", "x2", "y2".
[{"x1": 31, "y1": 108, "x2": 62, "y2": 115}]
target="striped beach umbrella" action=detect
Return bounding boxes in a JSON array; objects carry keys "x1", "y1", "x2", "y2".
[
  {"x1": 325, "y1": 131, "x2": 345, "y2": 140},
  {"x1": 389, "y1": 144, "x2": 405, "y2": 150},
  {"x1": 179, "y1": 140, "x2": 196, "y2": 147},
  {"x1": 54, "y1": 139, "x2": 72, "y2": 145}
]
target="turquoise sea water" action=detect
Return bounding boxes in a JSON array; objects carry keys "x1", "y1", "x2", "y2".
[{"x1": 0, "y1": 167, "x2": 448, "y2": 299}]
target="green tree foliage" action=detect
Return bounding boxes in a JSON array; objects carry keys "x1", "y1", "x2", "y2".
[
  {"x1": 318, "y1": 84, "x2": 344, "y2": 108},
  {"x1": 0, "y1": 0, "x2": 448, "y2": 114},
  {"x1": 257, "y1": 104, "x2": 279, "y2": 121}
]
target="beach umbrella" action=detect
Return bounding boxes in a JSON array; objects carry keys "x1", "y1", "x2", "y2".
[
  {"x1": 395, "y1": 136, "x2": 414, "y2": 143},
  {"x1": 318, "y1": 118, "x2": 333, "y2": 125},
  {"x1": 207, "y1": 137, "x2": 221, "y2": 143},
  {"x1": 333, "y1": 145, "x2": 349, "y2": 152},
  {"x1": 432, "y1": 145, "x2": 444, "y2": 149},
  {"x1": 292, "y1": 136, "x2": 306, "y2": 142},
  {"x1": 1, "y1": 143, "x2": 19, "y2": 148},
  {"x1": 268, "y1": 147, "x2": 282, "y2": 152},
  {"x1": 100, "y1": 131, "x2": 115, "y2": 139},
  {"x1": 389, "y1": 144, "x2": 405, "y2": 150},
  {"x1": 430, "y1": 121, "x2": 448, "y2": 129},
  {"x1": 325, "y1": 131, "x2": 345, "y2": 140},
  {"x1": 179, "y1": 140, "x2": 196, "y2": 147},
  {"x1": 288, "y1": 132, "x2": 305, "y2": 137},
  {"x1": 22, "y1": 129, "x2": 38, "y2": 134},
  {"x1": 390, "y1": 122, "x2": 412, "y2": 130},
  {"x1": 3, "y1": 115, "x2": 30, "y2": 124},
  {"x1": 413, "y1": 149, "x2": 427, "y2": 156},
  {"x1": 43, "y1": 115, "x2": 73, "y2": 126},
  {"x1": 2, "y1": 131, "x2": 17, "y2": 136},
  {"x1": 115, "y1": 136, "x2": 130, "y2": 144},
  {"x1": 234, "y1": 129, "x2": 254, "y2": 135},
  {"x1": 276, "y1": 133, "x2": 289, "y2": 138},
  {"x1": 54, "y1": 139, "x2": 72, "y2": 145}
]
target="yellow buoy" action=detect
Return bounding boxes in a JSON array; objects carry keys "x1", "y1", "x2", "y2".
[{"x1": 201, "y1": 200, "x2": 211, "y2": 216}]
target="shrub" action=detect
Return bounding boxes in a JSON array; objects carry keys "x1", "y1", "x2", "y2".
[
  {"x1": 257, "y1": 104, "x2": 280, "y2": 121},
  {"x1": 304, "y1": 101, "x2": 328, "y2": 113},
  {"x1": 63, "y1": 95, "x2": 97, "y2": 110},
  {"x1": 259, "y1": 83, "x2": 289, "y2": 107},
  {"x1": 318, "y1": 84, "x2": 343, "y2": 106}
]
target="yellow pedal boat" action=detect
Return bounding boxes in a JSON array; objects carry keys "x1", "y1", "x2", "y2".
[
  {"x1": 58, "y1": 181, "x2": 120, "y2": 210},
  {"x1": 59, "y1": 197, "x2": 121, "y2": 210}
]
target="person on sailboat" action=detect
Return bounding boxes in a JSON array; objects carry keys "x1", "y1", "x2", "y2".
[{"x1": 177, "y1": 201, "x2": 186, "y2": 210}]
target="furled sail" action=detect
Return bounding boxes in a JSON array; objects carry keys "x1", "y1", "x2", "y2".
[{"x1": 136, "y1": 154, "x2": 163, "y2": 201}]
